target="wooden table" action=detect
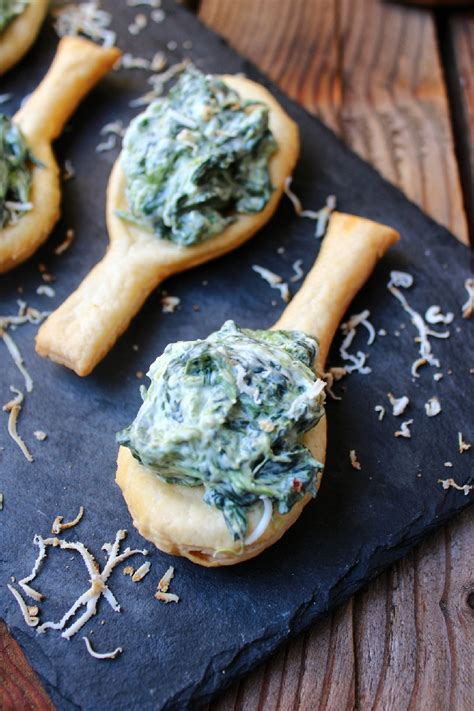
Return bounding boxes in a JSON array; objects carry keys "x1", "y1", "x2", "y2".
[{"x1": 1, "y1": 1, "x2": 473, "y2": 709}]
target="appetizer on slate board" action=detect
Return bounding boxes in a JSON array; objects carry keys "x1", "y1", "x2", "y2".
[
  {"x1": 0, "y1": 0, "x2": 48, "y2": 74},
  {"x1": 116, "y1": 212, "x2": 399, "y2": 565},
  {"x1": 0, "y1": 36, "x2": 120, "y2": 273},
  {"x1": 36, "y1": 68, "x2": 299, "y2": 375}
]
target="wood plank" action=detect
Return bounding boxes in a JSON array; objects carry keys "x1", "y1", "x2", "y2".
[
  {"x1": 446, "y1": 11, "x2": 474, "y2": 241},
  {"x1": 200, "y1": 0, "x2": 469, "y2": 244},
  {"x1": 0, "y1": 621, "x2": 54, "y2": 711},
  {"x1": 199, "y1": 1, "x2": 474, "y2": 708}
]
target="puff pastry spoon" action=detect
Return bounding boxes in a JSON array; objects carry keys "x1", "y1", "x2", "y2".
[
  {"x1": 35, "y1": 75, "x2": 299, "y2": 376},
  {"x1": 0, "y1": 36, "x2": 120, "y2": 274},
  {"x1": 116, "y1": 211, "x2": 400, "y2": 566}
]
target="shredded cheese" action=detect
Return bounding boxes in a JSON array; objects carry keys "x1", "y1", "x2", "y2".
[
  {"x1": 131, "y1": 561, "x2": 151, "y2": 582},
  {"x1": 425, "y1": 305, "x2": 454, "y2": 325},
  {"x1": 290, "y1": 259, "x2": 304, "y2": 283},
  {"x1": 387, "y1": 393, "x2": 409, "y2": 417},
  {"x1": 283, "y1": 178, "x2": 336, "y2": 238},
  {"x1": 438, "y1": 478, "x2": 473, "y2": 496},
  {"x1": 252, "y1": 265, "x2": 291, "y2": 303},
  {"x1": 34, "y1": 430, "x2": 47, "y2": 441},
  {"x1": 52, "y1": 1, "x2": 116, "y2": 47},
  {"x1": 130, "y1": 61, "x2": 189, "y2": 108},
  {"x1": 18, "y1": 529, "x2": 149, "y2": 639},
  {"x1": 4, "y1": 393, "x2": 33, "y2": 463},
  {"x1": 155, "y1": 565, "x2": 179, "y2": 603},
  {"x1": 161, "y1": 295, "x2": 181, "y2": 313},
  {"x1": 63, "y1": 159, "x2": 75, "y2": 181},
  {"x1": 157, "y1": 566, "x2": 174, "y2": 593},
  {"x1": 387, "y1": 272, "x2": 450, "y2": 377},
  {"x1": 444, "y1": 462, "x2": 453, "y2": 468},
  {"x1": 349, "y1": 450, "x2": 361, "y2": 470},
  {"x1": 337, "y1": 310, "x2": 375, "y2": 375},
  {"x1": 7, "y1": 584, "x2": 40, "y2": 627},
  {"x1": 83, "y1": 636, "x2": 123, "y2": 660},
  {"x1": 424, "y1": 396, "x2": 441, "y2": 417},
  {"x1": 458, "y1": 432, "x2": 471, "y2": 454},
  {"x1": 245, "y1": 497, "x2": 272, "y2": 545},
  {"x1": 395, "y1": 419, "x2": 413, "y2": 439},
  {"x1": 36, "y1": 285, "x2": 55, "y2": 298},
  {"x1": 54, "y1": 229, "x2": 75, "y2": 256},
  {"x1": 374, "y1": 405, "x2": 385, "y2": 421},
  {"x1": 51, "y1": 506, "x2": 85, "y2": 535},
  {"x1": 1, "y1": 329, "x2": 33, "y2": 392},
  {"x1": 128, "y1": 13, "x2": 147, "y2": 35}
]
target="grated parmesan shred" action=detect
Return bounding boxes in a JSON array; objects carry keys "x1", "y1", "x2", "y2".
[
  {"x1": 36, "y1": 285, "x2": 55, "y2": 298},
  {"x1": 128, "y1": 13, "x2": 147, "y2": 35},
  {"x1": 425, "y1": 305, "x2": 454, "y2": 325},
  {"x1": 458, "y1": 432, "x2": 471, "y2": 454},
  {"x1": 52, "y1": 1, "x2": 116, "y2": 47},
  {"x1": 424, "y1": 396, "x2": 441, "y2": 417},
  {"x1": 387, "y1": 272, "x2": 450, "y2": 377},
  {"x1": 290, "y1": 259, "x2": 304, "y2": 283},
  {"x1": 54, "y1": 229, "x2": 75, "y2": 256},
  {"x1": 12, "y1": 529, "x2": 149, "y2": 640},
  {"x1": 387, "y1": 393, "x2": 409, "y2": 417},
  {"x1": 7, "y1": 584, "x2": 39, "y2": 627},
  {"x1": 51, "y1": 506, "x2": 85, "y2": 535},
  {"x1": 157, "y1": 566, "x2": 174, "y2": 593},
  {"x1": 4, "y1": 391, "x2": 33, "y2": 463},
  {"x1": 129, "y1": 61, "x2": 189, "y2": 108},
  {"x1": 1, "y1": 329, "x2": 33, "y2": 393},
  {"x1": 438, "y1": 478, "x2": 473, "y2": 496},
  {"x1": 462, "y1": 278, "x2": 474, "y2": 319},
  {"x1": 161, "y1": 294, "x2": 181, "y2": 313},
  {"x1": 83, "y1": 636, "x2": 122, "y2": 660},
  {"x1": 395, "y1": 419, "x2": 413, "y2": 439},
  {"x1": 349, "y1": 450, "x2": 361, "y2": 470},
  {"x1": 131, "y1": 561, "x2": 151, "y2": 582},
  {"x1": 337, "y1": 310, "x2": 375, "y2": 375},
  {"x1": 252, "y1": 265, "x2": 291, "y2": 303},
  {"x1": 374, "y1": 405, "x2": 385, "y2": 421},
  {"x1": 245, "y1": 497, "x2": 272, "y2": 545},
  {"x1": 283, "y1": 178, "x2": 336, "y2": 238}
]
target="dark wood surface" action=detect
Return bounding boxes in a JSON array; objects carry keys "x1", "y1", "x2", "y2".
[{"x1": 1, "y1": 1, "x2": 473, "y2": 709}]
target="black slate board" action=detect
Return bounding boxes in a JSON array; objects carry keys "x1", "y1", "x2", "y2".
[{"x1": 1, "y1": 2, "x2": 473, "y2": 709}]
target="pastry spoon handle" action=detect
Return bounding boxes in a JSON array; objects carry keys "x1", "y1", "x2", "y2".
[
  {"x1": 14, "y1": 37, "x2": 120, "y2": 143},
  {"x1": 36, "y1": 245, "x2": 170, "y2": 377},
  {"x1": 273, "y1": 212, "x2": 399, "y2": 369}
]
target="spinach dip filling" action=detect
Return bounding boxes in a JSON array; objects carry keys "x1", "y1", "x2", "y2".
[
  {"x1": 0, "y1": 0, "x2": 29, "y2": 33},
  {"x1": 117, "y1": 321, "x2": 326, "y2": 543},
  {"x1": 0, "y1": 114, "x2": 37, "y2": 228},
  {"x1": 119, "y1": 68, "x2": 277, "y2": 247}
]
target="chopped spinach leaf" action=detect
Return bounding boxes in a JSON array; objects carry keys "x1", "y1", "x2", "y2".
[
  {"x1": 119, "y1": 68, "x2": 277, "y2": 246},
  {"x1": 0, "y1": 114, "x2": 38, "y2": 228},
  {"x1": 117, "y1": 321, "x2": 325, "y2": 543},
  {"x1": 0, "y1": 0, "x2": 29, "y2": 34}
]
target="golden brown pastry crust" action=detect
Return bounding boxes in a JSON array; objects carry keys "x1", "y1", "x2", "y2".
[
  {"x1": 0, "y1": 37, "x2": 120, "y2": 274},
  {"x1": 0, "y1": 0, "x2": 48, "y2": 76},
  {"x1": 35, "y1": 75, "x2": 300, "y2": 376},
  {"x1": 116, "y1": 212, "x2": 400, "y2": 566}
]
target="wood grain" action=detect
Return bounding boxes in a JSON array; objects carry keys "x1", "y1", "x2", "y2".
[
  {"x1": 0, "y1": 621, "x2": 54, "y2": 711},
  {"x1": 200, "y1": 0, "x2": 469, "y2": 244},
  {"x1": 199, "y1": 1, "x2": 474, "y2": 708},
  {"x1": 447, "y1": 11, "x2": 474, "y2": 240}
]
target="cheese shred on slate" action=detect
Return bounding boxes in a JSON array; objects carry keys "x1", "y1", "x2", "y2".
[
  {"x1": 83, "y1": 636, "x2": 123, "y2": 660},
  {"x1": 117, "y1": 320, "x2": 326, "y2": 543}
]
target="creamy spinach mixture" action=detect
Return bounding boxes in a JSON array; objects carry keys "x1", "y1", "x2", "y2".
[
  {"x1": 117, "y1": 321, "x2": 325, "y2": 543},
  {"x1": 119, "y1": 68, "x2": 277, "y2": 246},
  {"x1": 0, "y1": 114, "x2": 37, "y2": 228},
  {"x1": 0, "y1": 0, "x2": 29, "y2": 33}
]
